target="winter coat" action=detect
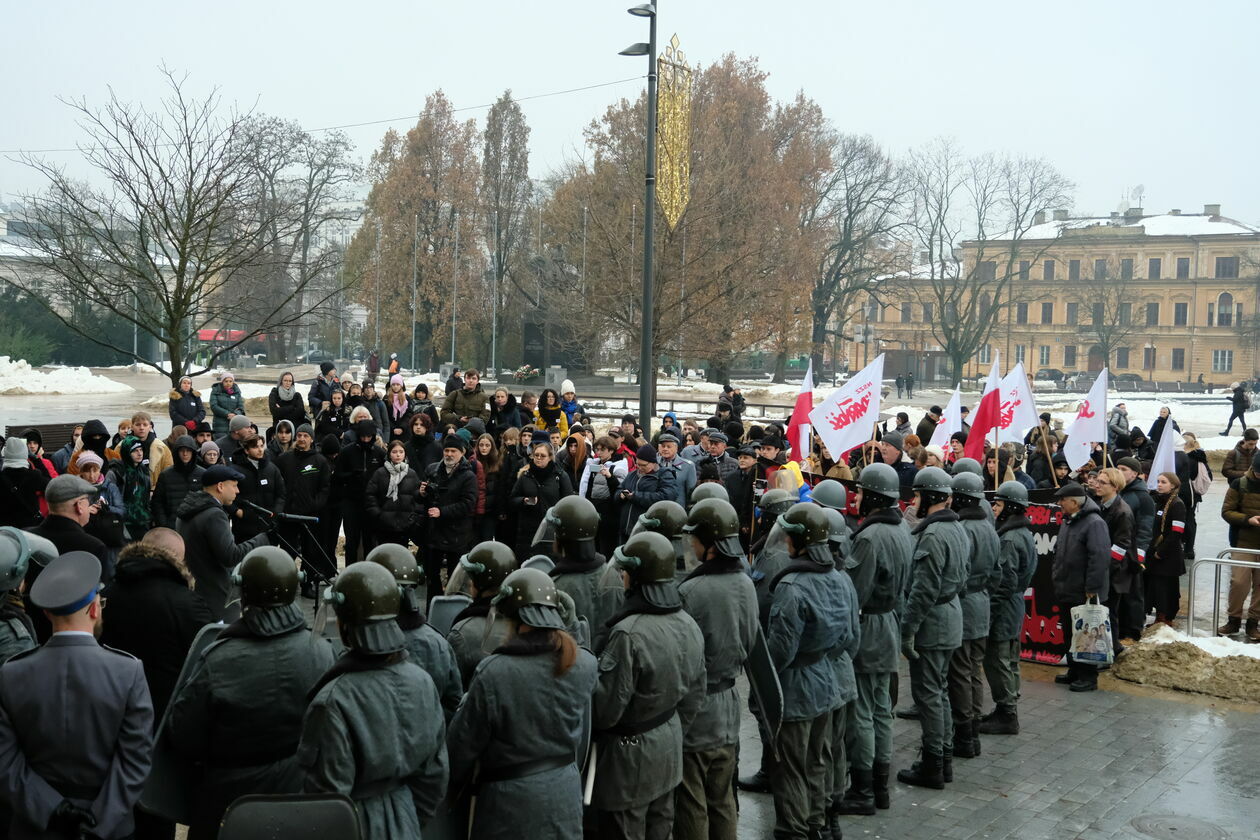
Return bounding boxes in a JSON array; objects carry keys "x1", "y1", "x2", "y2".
[
  {"x1": 578, "y1": 458, "x2": 629, "y2": 501},
  {"x1": 0, "y1": 466, "x2": 46, "y2": 528},
  {"x1": 440, "y1": 384, "x2": 490, "y2": 427},
  {"x1": 175, "y1": 490, "x2": 269, "y2": 622},
  {"x1": 1148, "y1": 493, "x2": 1188, "y2": 577},
  {"x1": 106, "y1": 456, "x2": 152, "y2": 539},
  {"x1": 1232, "y1": 385, "x2": 1250, "y2": 413},
  {"x1": 361, "y1": 396, "x2": 390, "y2": 436},
  {"x1": 915, "y1": 413, "x2": 939, "y2": 442},
  {"x1": 614, "y1": 468, "x2": 676, "y2": 541},
  {"x1": 767, "y1": 564, "x2": 856, "y2": 721},
  {"x1": 404, "y1": 434, "x2": 443, "y2": 477},
  {"x1": 230, "y1": 449, "x2": 286, "y2": 540},
  {"x1": 276, "y1": 448, "x2": 331, "y2": 516},
  {"x1": 105, "y1": 432, "x2": 173, "y2": 490},
  {"x1": 1052, "y1": 498, "x2": 1111, "y2": 604},
  {"x1": 658, "y1": 456, "x2": 697, "y2": 506},
  {"x1": 307, "y1": 375, "x2": 341, "y2": 415},
  {"x1": 420, "y1": 458, "x2": 479, "y2": 552},
  {"x1": 509, "y1": 461, "x2": 574, "y2": 554},
  {"x1": 724, "y1": 467, "x2": 756, "y2": 537},
  {"x1": 1107, "y1": 409, "x2": 1130, "y2": 443},
  {"x1": 1148, "y1": 415, "x2": 1181, "y2": 447},
  {"x1": 958, "y1": 506, "x2": 1003, "y2": 640},
  {"x1": 903, "y1": 509, "x2": 968, "y2": 650},
  {"x1": 488, "y1": 393, "x2": 522, "y2": 438},
  {"x1": 847, "y1": 508, "x2": 912, "y2": 673},
  {"x1": 151, "y1": 459, "x2": 206, "y2": 529},
  {"x1": 1186, "y1": 447, "x2": 1211, "y2": 502},
  {"x1": 209, "y1": 381, "x2": 247, "y2": 435},
  {"x1": 365, "y1": 464, "x2": 421, "y2": 536},
  {"x1": 1222, "y1": 471, "x2": 1260, "y2": 551},
  {"x1": 168, "y1": 388, "x2": 206, "y2": 431},
  {"x1": 1119, "y1": 477, "x2": 1156, "y2": 560},
  {"x1": 990, "y1": 514, "x2": 1035, "y2": 642},
  {"x1": 532, "y1": 406, "x2": 569, "y2": 439},
  {"x1": 100, "y1": 542, "x2": 214, "y2": 721},
  {"x1": 383, "y1": 394, "x2": 413, "y2": 441},
  {"x1": 269, "y1": 387, "x2": 309, "y2": 431},
  {"x1": 314, "y1": 404, "x2": 351, "y2": 441},
  {"x1": 335, "y1": 438, "x2": 388, "y2": 504}
]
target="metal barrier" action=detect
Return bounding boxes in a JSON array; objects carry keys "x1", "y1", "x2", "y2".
[{"x1": 1184, "y1": 548, "x2": 1260, "y2": 636}]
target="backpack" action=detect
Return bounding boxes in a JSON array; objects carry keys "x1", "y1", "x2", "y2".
[{"x1": 1191, "y1": 462, "x2": 1212, "y2": 496}]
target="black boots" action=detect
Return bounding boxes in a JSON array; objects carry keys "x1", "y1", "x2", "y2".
[
  {"x1": 952, "y1": 720, "x2": 976, "y2": 759},
  {"x1": 832, "y1": 768, "x2": 876, "y2": 816},
  {"x1": 736, "y1": 752, "x2": 773, "y2": 793},
  {"x1": 971, "y1": 718, "x2": 982, "y2": 756},
  {"x1": 897, "y1": 749, "x2": 945, "y2": 790},
  {"x1": 872, "y1": 763, "x2": 891, "y2": 810},
  {"x1": 978, "y1": 706, "x2": 1020, "y2": 735}
]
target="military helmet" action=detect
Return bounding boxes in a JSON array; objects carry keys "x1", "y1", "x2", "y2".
[
  {"x1": 951, "y1": 471, "x2": 985, "y2": 501},
  {"x1": 689, "y1": 482, "x2": 729, "y2": 508},
  {"x1": 612, "y1": 531, "x2": 677, "y2": 585},
  {"x1": 0, "y1": 527, "x2": 56, "y2": 593},
  {"x1": 757, "y1": 488, "x2": 795, "y2": 516},
  {"x1": 492, "y1": 567, "x2": 566, "y2": 630},
  {"x1": 681, "y1": 498, "x2": 742, "y2": 556},
  {"x1": 913, "y1": 466, "x2": 953, "y2": 495},
  {"x1": 952, "y1": 457, "x2": 983, "y2": 478},
  {"x1": 546, "y1": 495, "x2": 600, "y2": 542},
  {"x1": 234, "y1": 546, "x2": 300, "y2": 608},
  {"x1": 326, "y1": 561, "x2": 400, "y2": 624},
  {"x1": 458, "y1": 541, "x2": 519, "y2": 592},
  {"x1": 856, "y1": 462, "x2": 901, "y2": 502},
  {"x1": 812, "y1": 479, "x2": 848, "y2": 511},
  {"x1": 636, "y1": 500, "x2": 688, "y2": 539},
  {"x1": 779, "y1": 502, "x2": 830, "y2": 546},
  {"x1": 995, "y1": 480, "x2": 1030, "y2": 506},
  {"x1": 822, "y1": 508, "x2": 849, "y2": 546},
  {"x1": 366, "y1": 543, "x2": 422, "y2": 586}
]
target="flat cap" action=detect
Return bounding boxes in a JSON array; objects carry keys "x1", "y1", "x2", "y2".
[
  {"x1": 30, "y1": 551, "x2": 101, "y2": 615},
  {"x1": 45, "y1": 475, "x2": 100, "y2": 506},
  {"x1": 1054, "y1": 481, "x2": 1086, "y2": 499}
]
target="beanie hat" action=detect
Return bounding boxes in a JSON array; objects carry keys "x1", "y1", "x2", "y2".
[
  {"x1": 75, "y1": 451, "x2": 105, "y2": 471},
  {"x1": 320, "y1": 434, "x2": 342, "y2": 457},
  {"x1": 636, "y1": 443, "x2": 657, "y2": 461},
  {"x1": 929, "y1": 405, "x2": 943, "y2": 416},
  {"x1": 389, "y1": 373, "x2": 404, "y2": 388},
  {"x1": 560, "y1": 379, "x2": 576, "y2": 395},
  {"x1": 724, "y1": 421, "x2": 745, "y2": 442},
  {"x1": 22, "y1": 428, "x2": 42, "y2": 446},
  {"x1": 1117, "y1": 457, "x2": 1142, "y2": 473},
  {"x1": 320, "y1": 361, "x2": 335, "y2": 375},
  {"x1": 229, "y1": 415, "x2": 252, "y2": 433},
  {"x1": 882, "y1": 432, "x2": 904, "y2": 451},
  {"x1": 199, "y1": 440, "x2": 220, "y2": 460},
  {"x1": 2, "y1": 438, "x2": 29, "y2": 470},
  {"x1": 296, "y1": 423, "x2": 315, "y2": 438}
]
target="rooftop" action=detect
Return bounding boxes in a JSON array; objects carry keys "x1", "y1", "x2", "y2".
[{"x1": 986, "y1": 203, "x2": 1260, "y2": 242}]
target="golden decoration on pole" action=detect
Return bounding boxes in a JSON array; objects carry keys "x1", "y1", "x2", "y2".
[{"x1": 656, "y1": 33, "x2": 692, "y2": 231}]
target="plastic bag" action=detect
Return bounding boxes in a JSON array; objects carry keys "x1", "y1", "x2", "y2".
[{"x1": 1070, "y1": 600, "x2": 1113, "y2": 666}]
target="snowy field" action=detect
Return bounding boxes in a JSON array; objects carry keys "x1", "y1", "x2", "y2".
[{"x1": 0, "y1": 356, "x2": 133, "y2": 395}]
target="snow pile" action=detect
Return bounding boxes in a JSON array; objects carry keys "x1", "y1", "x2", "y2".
[
  {"x1": 1112, "y1": 623, "x2": 1260, "y2": 701},
  {"x1": 0, "y1": 357, "x2": 132, "y2": 396},
  {"x1": 1142, "y1": 622, "x2": 1260, "y2": 660}
]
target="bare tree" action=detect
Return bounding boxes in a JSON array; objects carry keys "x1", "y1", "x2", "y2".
[{"x1": 7, "y1": 70, "x2": 340, "y2": 384}]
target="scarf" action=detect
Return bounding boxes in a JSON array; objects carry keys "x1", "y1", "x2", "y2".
[
  {"x1": 277, "y1": 384, "x2": 297, "y2": 401},
  {"x1": 384, "y1": 460, "x2": 409, "y2": 501},
  {"x1": 121, "y1": 462, "x2": 151, "y2": 531}
]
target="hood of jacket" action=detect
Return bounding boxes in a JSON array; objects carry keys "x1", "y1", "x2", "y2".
[
  {"x1": 169, "y1": 387, "x2": 201, "y2": 400},
  {"x1": 113, "y1": 542, "x2": 191, "y2": 587}
]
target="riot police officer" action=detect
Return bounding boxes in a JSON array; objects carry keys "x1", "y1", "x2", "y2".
[
  {"x1": 979, "y1": 481, "x2": 1037, "y2": 735},
  {"x1": 834, "y1": 463, "x2": 912, "y2": 816},
  {"x1": 298, "y1": 561, "x2": 448, "y2": 839},
  {"x1": 950, "y1": 458, "x2": 993, "y2": 520},
  {"x1": 540, "y1": 496, "x2": 610, "y2": 633},
  {"x1": 446, "y1": 568, "x2": 598, "y2": 840},
  {"x1": 813, "y1": 478, "x2": 857, "y2": 539},
  {"x1": 167, "y1": 546, "x2": 336, "y2": 840},
  {"x1": 446, "y1": 541, "x2": 519, "y2": 685},
  {"x1": 0, "y1": 527, "x2": 56, "y2": 663},
  {"x1": 688, "y1": 481, "x2": 729, "y2": 509},
  {"x1": 366, "y1": 543, "x2": 463, "y2": 720},
  {"x1": 593, "y1": 531, "x2": 706, "y2": 840},
  {"x1": 675, "y1": 499, "x2": 758, "y2": 840},
  {"x1": 766, "y1": 503, "x2": 857, "y2": 840},
  {"x1": 948, "y1": 471, "x2": 1001, "y2": 760}
]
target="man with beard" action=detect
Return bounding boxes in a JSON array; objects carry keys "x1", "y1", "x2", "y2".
[
  {"x1": 0, "y1": 551, "x2": 153, "y2": 840},
  {"x1": 276, "y1": 424, "x2": 333, "y2": 594}
]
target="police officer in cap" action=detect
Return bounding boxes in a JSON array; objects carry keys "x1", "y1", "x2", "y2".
[
  {"x1": 446, "y1": 541, "x2": 519, "y2": 685},
  {"x1": 446, "y1": 568, "x2": 597, "y2": 840},
  {"x1": 593, "y1": 531, "x2": 706, "y2": 840},
  {"x1": 366, "y1": 543, "x2": 462, "y2": 721},
  {"x1": 674, "y1": 499, "x2": 758, "y2": 840},
  {"x1": 167, "y1": 545, "x2": 335, "y2": 840},
  {"x1": 898, "y1": 467, "x2": 969, "y2": 790},
  {"x1": 0, "y1": 528, "x2": 57, "y2": 663},
  {"x1": 298, "y1": 561, "x2": 448, "y2": 839},
  {"x1": 947, "y1": 472, "x2": 1001, "y2": 762},
  {"x1": 0, "y1": 551, "x2": 153, "y2": 840},
  {"x1": 979, "y1": 482, "x2": 1037, "y2": 735},
  {"x1": 765, "y1": 503, "x2": 857, "y2": 840}
]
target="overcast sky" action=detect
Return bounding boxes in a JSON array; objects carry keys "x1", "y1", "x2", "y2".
[{"x1": 4, "y1": 0, "x2": 1256, "y2": 223}]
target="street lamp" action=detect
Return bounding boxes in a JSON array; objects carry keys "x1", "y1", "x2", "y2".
[{"x1": 621, "y1": 1, "x2": 658, "y2": 431}]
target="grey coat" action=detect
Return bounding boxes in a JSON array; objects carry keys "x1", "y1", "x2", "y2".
[
  {"x1": 551, "y1": 562, "x2": 611, "y2": 632},
  {"x1": 958, "y1": 507, "x2": 1002, "y2": 640},
  {"x1": 1052, "y1": 498, "x2": 1111, "y2": 604},
  {"x1": 592, "y1": 606, "x2": 706, "y2": 811},
  {"x1": 175, "y1": 491, "x2": 270, "y2": 622},
  {"x1": 829, "y1": 569, "x2": 862, "y2": 708},
  {"x1": 658, "y1": 456, "x2": 697, "y2": 505},
  {"x1": 0, "y1": 635, "x2": 153, "y2": 840},
  {"x1": 447, "y1": 604, "x2": 492, "y2": 688},
  {"x1": 847, "y1": 508, "x2": 912, "y2": 674},
  {"x1": 902, "y1": 510, "x2": 968, "y2": 651},
  {"x1": 678, "y1": 565, "x2": 759, "y2": 751},
  {"x1": 767, "y1": 564, "x2": 856, "y2": 721},
  {"x1": 299, "y1": 656, "x2": 449, "y2": 840},
  {"x1": 399, "y1": 617, "x2": 463, "y2": 722},
  {"x1": 991, "y1": 516, "x2": 1036, "y2": 641},
  {"x1": 447, "y1": 644, "x2": 598, "y2": 840}
]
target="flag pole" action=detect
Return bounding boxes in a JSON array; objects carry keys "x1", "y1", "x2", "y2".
[{"x1": 1040, "y1": 426, "x2": 1059, "y2": 488}]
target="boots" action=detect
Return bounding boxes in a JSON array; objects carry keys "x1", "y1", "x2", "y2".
[
  {"x1": 897, "y1": 749, "x2": 945, "y2": 790},
  {"x1": 823, "y1": 804, "x2": 844, "y2": 840},
  {"x1": 1218, "y1": 616, "x2": 1242, "y2": 636},
  {"x1": 833, "y1": 768, "x2": 876, "y2": 816},
  {"x1": 971, "y1": 718, "x2": 982, "y2": 756},
  {"x1": 978, "y1": 706, "x2": 1020, "y2": 735},
  {"x1": 894, "y1": 705, "x2": 920, "y2": 720},
  {"x1": 1247, "y1": 619, "x2": 1260, "y2": 642},
  {"x1": 951, "y1": 720, "x2": 976, "y2": 759},
  {"x1": 942, "y1": 748, "x2": 953, "y2": 783},
  {"x1": 736, "y1": 751, "x2": 773, "y2": 793},
  {"x1": 872, "y1": 763, "x2": 891, "y2": 810}
]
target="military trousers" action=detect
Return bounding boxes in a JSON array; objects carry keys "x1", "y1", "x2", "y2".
[
  {"x1": 947, "y1": 638, "x2": 987, "y2": 723},
  {"x1": 983, "y1": 638, "x2": 1021, "y2": 709},
  {"x1": 674, "y1": 746, "x2": 738, "y2": 840},
  {"x1": 828, "y1": 703, "x2": 850, "y2": 800},
  {"x1": 598, "y1": 788, "x2": 675, "y2": 840},
  {"x1": 771, "y1": 712, "x2": 833, "y2": 839},
  {"x1": 908, "y1": 649, "x2": 952, "y2": 754},
  {"x1": 846, "y1": 671, "x2": 893, "y2": 770}
]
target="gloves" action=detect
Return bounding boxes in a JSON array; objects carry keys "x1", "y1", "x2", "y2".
[
  {"x1": 49, "y1": 800, "x2": 96, "y2": 837},
  {"x1": 901, "y1": 635, "x2": 919, "y2": 661}
]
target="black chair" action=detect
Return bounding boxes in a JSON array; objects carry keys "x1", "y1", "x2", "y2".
[{"x1": 219, "y1": 793, "x2": 360, "y2": 840}]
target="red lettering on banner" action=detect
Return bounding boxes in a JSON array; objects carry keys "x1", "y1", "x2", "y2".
[
  {"x1": 999, "y1": 397, "x2": 1021, "y2": 428},
  {"x1": 1075, "y1": 399, "x2": 1095, "y2": 420},
  {"x1": 825, "y1": 393, "x2": 871, "y2": 431},
  {"x1": 1022, "y1": 591, "x2": 1063, "y2": 647}
]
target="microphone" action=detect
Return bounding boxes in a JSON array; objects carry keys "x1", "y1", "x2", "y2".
[{"x1": 243, "y1": 500, "x2": 319, "y2": 524}]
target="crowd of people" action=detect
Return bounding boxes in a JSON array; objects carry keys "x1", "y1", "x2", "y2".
[{"x1": 0, "y1": 361, "x2": 1240, "y2": 840}]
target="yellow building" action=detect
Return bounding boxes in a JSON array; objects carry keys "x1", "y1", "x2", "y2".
[{"x1": 855, "y1": 204, "x2": 1260, "y2": 386}]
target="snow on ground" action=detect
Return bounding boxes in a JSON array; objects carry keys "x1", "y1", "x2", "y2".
[
  {"x1": 0, "y1": 357, "x2": 132, "y2": 395},
  {"x1": 1035, "y1": 393, "x2": 1240, "y2": 450},
  {"x1": 1144, "y1": 622, "x2": 1260, "y2": 660}
]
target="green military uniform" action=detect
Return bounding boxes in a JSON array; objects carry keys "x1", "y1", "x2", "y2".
[
  {"x1": 544, "y1": 496, "x2": 613, "y2": 642},
  {"x1": 0, "y1": 529, "x2": 52, "y2": 665},
  {"x1": 981, "y1": 482, "x2": 1037, "y2": 734},
  {"x1": 445, "y1": 542, "x2": 518, "y2": 685}
]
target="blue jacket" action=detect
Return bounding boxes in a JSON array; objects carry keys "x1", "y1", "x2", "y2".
[
  {"x1": 767, "y1": 564, "x2": 855, "y2": 721},
  {"x1": 616, "y1": 468, "x2": 677, "y2": 540}
]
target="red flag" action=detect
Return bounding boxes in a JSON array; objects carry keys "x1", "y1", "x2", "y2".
[
  {"x1": 963, "y1": 354, "x2": 1001, "y2": 461},
  {"x1": 786, "y1": 360, "x2": 814, "y2": 464}
]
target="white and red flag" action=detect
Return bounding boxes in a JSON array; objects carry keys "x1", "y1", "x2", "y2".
[
  {"x1": 963, "y1": 353, "x2": 1001, "y2": 461},
  {"x1": 1062, "y1": 369, "x2": 1109, "y2": 471},
  {"x1": 786, "y1": 359, "x2": 814, "y2": 464},
  {"x1": 928, "y1": 387, "x2": 963, "y2": 448},
  {"x1": 996, "y1": 362, "x2": 1040, "y2": 438},
  {"x1": 810, "y1": 354, "x2": 885, "y2": 461}
]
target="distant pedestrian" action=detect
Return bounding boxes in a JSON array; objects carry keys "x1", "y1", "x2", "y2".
[
  {"x1": 1222, "y1": 381, "x2": 1250, "y2": 435},
  {"x1": 895, "y1": 374, "x2": 905, "y2": 399},
  {"x1": 905, "y1": 371, "x2": 915, "y2": 398}
]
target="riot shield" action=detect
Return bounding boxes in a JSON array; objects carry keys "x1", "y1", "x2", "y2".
[
  {"x1": 744, "y1": 627, "x2": 784, "y2": 757},
  {"x1": 137, "y1": 622, "x2": 226, "y2": 823},
  {"x1": 480, "y1": 605, "x2": 516, "y2": 655},
  {"x1": 522, "y1": 554, "x2": 556, "y2": 574},
  {"x1": 444, "y1": 562, "x2": 475, "y2": 598},
  {"x1": 427, "y1": 594, "x2": 473, "y2": 637},
  {"x1": 531, "y1": 505, "x2": 560, "y2": 550}
]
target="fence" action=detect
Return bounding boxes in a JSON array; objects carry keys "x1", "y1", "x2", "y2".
[{"x1": 1183, "y1": 548, "x2": 1260, "y2": 637}]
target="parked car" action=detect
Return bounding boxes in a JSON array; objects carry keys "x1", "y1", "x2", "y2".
[
  {"x1": 1112, "y1": 372, "x2": 1144, "y2": 385},
  {"x1": 296, "y1": 349, "x2": 335, "y2": 364},
  {"x1": 1034, "y1": 368, "x2": 1065, "y2": 381}
]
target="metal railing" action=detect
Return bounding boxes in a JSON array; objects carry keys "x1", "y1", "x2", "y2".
[{"x1": 1184, "y1": 548, "x2": 1260, "y2": 636}]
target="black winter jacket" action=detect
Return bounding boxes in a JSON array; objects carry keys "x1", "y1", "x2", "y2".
[
  {"x1": 151, "y1": 460, "x2": 206, "y2": 529},
  {"x1": 1052, "y1": 498, "x2": 1111, "y2": 605},
  {"x1": 365, "y1": 465, "x2": 422, "y2": 535},
  {"x1": 1098, "y1": 495, "x2": 1138, "y2": 596},
  {"x1": 420, "y1": 459, "x2": 479, "y2": 552},
  {"x1": 405, "y1": 434, "x2": 443, "y2": 476},
  {"x1": 168, "y1": 388, "x2": 206, "y2": 430},
  {"x1": 175, "y1": 491, "x2": 269, "y2": 622},
  {"x1": 276, "y1": 448, "x2": 331, "y2": 516},
  {"x1": 509, "y1": 462, "x2": 575, "y2": 553},
  {"x1": 335, "y1": 438, "x2": 388, "y2": 502},
  {"x1": 269, "y1": 387, "x2": 309, "y2": 430},
  {"x1": 230, "y1": 449, "x2": 286, "y2": 540}
]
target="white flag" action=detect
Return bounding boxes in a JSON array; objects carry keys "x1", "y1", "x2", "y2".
[
  {"x1": 810, "y1": 354, "x2": 885, "y2": 459},
  {"x1": 1062, "y1": 369, "x2": 1109, "y2": 471},
  {"x1": 996, "y1": 362, "x2": 1040, "y2": 437},
  {"x1": 1149, "y1": 427, "x2": 1181, "y2": 482},
  {"x1": 929, "y1": 387, "x2": 963, "y2": 447}
]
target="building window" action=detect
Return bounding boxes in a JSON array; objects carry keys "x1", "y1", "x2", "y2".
[
  {"x1": 1148, "y1": 258, "x2": 1162, "y2": 280},
  {"x1": 1143, "y1": 346, "x2": 1156, "y2": 370},
  {"x1": 1116, "y1": 347, "x2": 1130, "y2": 368},
  {"x1": 1064, "y1": 345, "x2": 1077, "y2": 367},
  {"x1": 1094, "y1": 259, "x2": 1107, "y2": 281},
  {"x1": 1069, "y1": 259, "x2": 1081, "y2": 281},
  {"x1": 979, "y1": 344, "x2": 992, "y2": 364},
  {"x1": 1044, "y1": 260, "x2": 1055, "y2": 282},
  {"x1": 1039, "y1": 345, "x2": 1051, "y2": 365},
  {"x1": 1019, "y1": 260, "x2": 1030, "y2": 282},
  {"x1": 1119, "y1": 302, "x2": 1131, "y2": 325},
  {"x1": 1218, "y1": 292, "x2": 1234, "y2": 327},
  {"x1": 1176, "y1": 257, "x2": 1190, "y2": 279},
  {"x1": 1016, "y1": 302, "x2": 1028, "y2": 324},
  {"x1": 1216, "y1": 256, "x2": 1239, "y2": 279},
  {"x1": 1041, "y1": 302, "x2": 1054, "y2": 324},
  {"x1": 1174, "y1": 302, "x2": 1188, "y2": 326},
  {"x1": 1120, "y1": 258, "x2": 1133, "y2": 280},
  {"x1": 1171, "y1": 348, "x2": 1186, "y2": 370},
  {"x1": 1213, "y1": 349, "x2": 1234, "y2": 373},
  {"x1": 1091, "y1": 303, "x2": 1104, "y2": 325},
  {"x1": 901, "y1": 302, "x2": 912, "y2": 323},
  {"x1": 1208, "y1": 303, "x2": 1215, "y2": 326},
  {"x1": 977, "y1": 261, "x2": 997, "y2": 282},
  {"x1": 1066, "y1": 302, "x2": 1078, "y2": 326},
  {"x1": 1015, "y1": 344, "x2": 1026, "y2": 364},
  {"x1": 979, "y1": 294, "x2": 992, "y2": 317},
  {"x1": 1146, "y1": 302, "x2": 1160, "y2": 326},
  {"x1": 922, "y1": 302, "x2": 933, "y2": 322}
]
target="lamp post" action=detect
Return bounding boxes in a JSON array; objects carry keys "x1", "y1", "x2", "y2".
[{"x1": 621, "y1": 2, "x2": 658, "y2": 431}]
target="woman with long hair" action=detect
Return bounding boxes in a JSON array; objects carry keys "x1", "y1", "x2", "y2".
[
  {"x1": 268, "y1": 370, "x2": 308, "y2": 432},
  {"x1": 1146, "y1": 471, "x2": 1187, "y2": 625},
  {"x1": 364, "y1": 439, "x2": 422, "y2": 548},
  {"x1": 509, "y1": 442, "x2": 574, "y2": 558},
  {"x1": 560, "y1": 433, "x2": 588, "y2": 489},
  {"x1": 314, "y1": 388, "x2": 350, "y2": 441},
  {"x1": 533, "y1": 388, "x2": 569, "y2": 439},
  {"x1": 385, "y1": 374, "x2": 413, "y2": 441},
  {"x1": 473, "y1": 434, "x2": 504, "y2": 542}
]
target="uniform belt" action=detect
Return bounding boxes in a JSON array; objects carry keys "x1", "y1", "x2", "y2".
[
  {"x1": 789, "y1": 649, "x2": 828, "y2": 668},
  {"x1": 352, "y1": 778, "x2": 400, "y2": 801},
  {"x1": 53, "y1": 783, "x2": 100, "y2": 801},
  {"x1": 934, "y1": 594, "x2": 958, "y2": 605},
  {"x1": 862, "y1": 606, "x2": 895, "y2": 615},
  {"x1": 602, "y1": 706, "x2": 676, "y2": 737},
  {"x1": 209, "y1": 744, "x2": 297, "y2": 769},
  {"x1": 706, "y1": 677, "x2": 736, "y2": 695},
  {"x1": 477, "y1": 755, "x2": 572, "y2": 785},
  {"x1": 965, "y1": 584, "x2": 988, "y2": 595}
]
